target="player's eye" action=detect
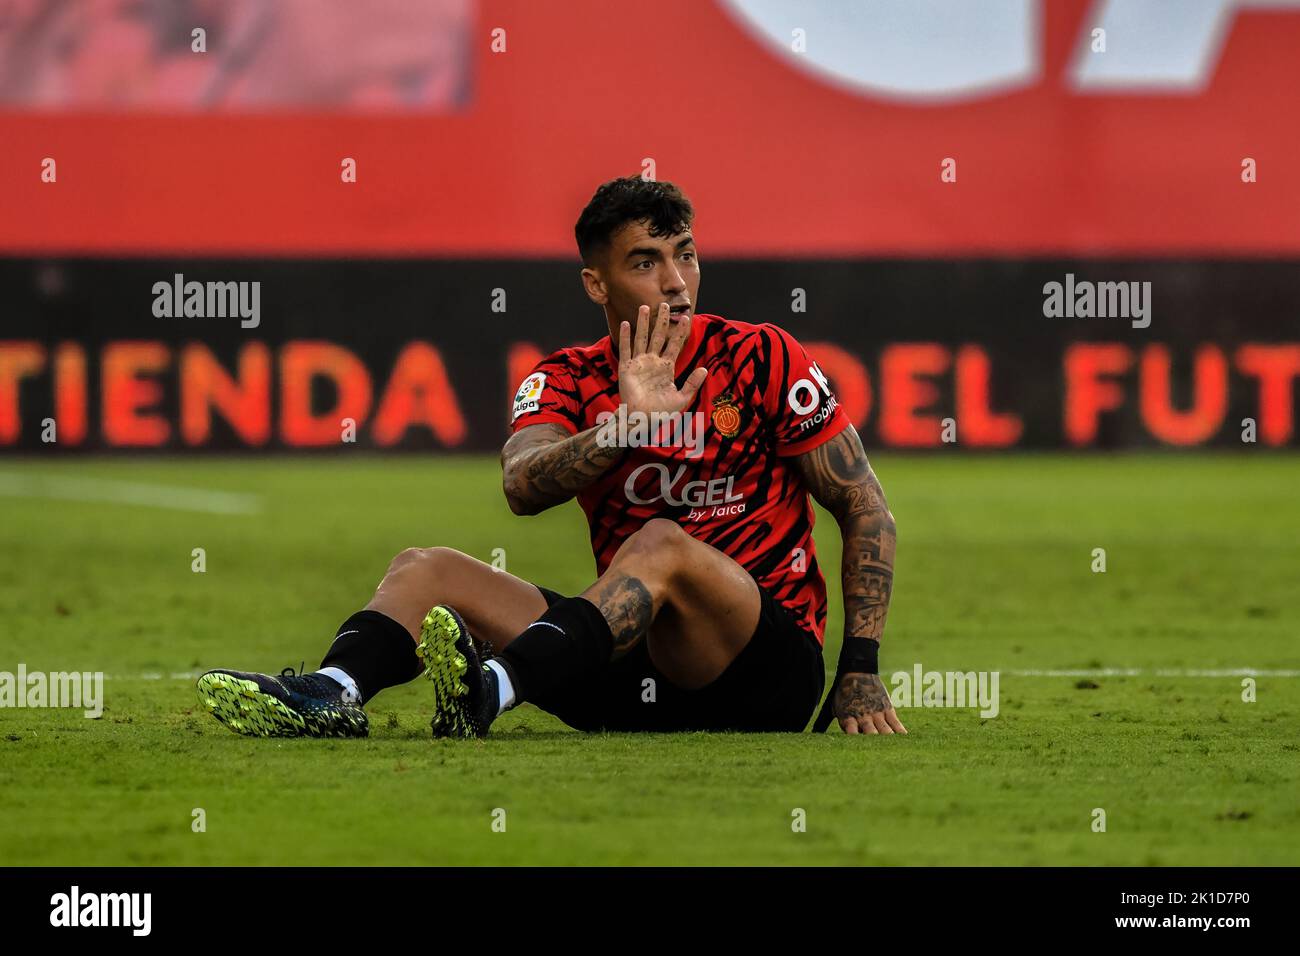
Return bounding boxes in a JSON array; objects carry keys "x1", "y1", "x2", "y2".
[{"x1": 679, "y1": 252, "x2": 695, "y2": 262}]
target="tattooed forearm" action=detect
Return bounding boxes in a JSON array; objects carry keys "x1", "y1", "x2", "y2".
[
  {"x1": 584, "y1": 573, "x2": 653, "y2": 658},
  {"x1": 795, "y1": 426, "x2": 896, "y2": 643},
  {"x1": 501, "y1": 422, "x2": 623, "y2": 515},
  {"x1": 841, "y1": 519, "x2": 895, "y2": 640}
]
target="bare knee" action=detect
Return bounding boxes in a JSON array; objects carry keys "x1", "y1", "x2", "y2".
[
  {"x1": 385, "y1": 546, "x2": 461, "y2": 581},
  {"x1": 612, "y1": 519, "x2": 690, "y2": 571},
  {"x1": 372, "y1": 546, "x2": 472, "y2": 631},
  {"x1": 629, "y1": 517, "x2": 689, "y2": 549}
]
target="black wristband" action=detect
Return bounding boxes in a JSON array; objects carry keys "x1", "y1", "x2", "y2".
[
  {"x1": 838, "y1": 636, "x2": 880, "y2": 675},
  {"x1": 812, "y1": 636, "x2": 883, "y2": 732}
]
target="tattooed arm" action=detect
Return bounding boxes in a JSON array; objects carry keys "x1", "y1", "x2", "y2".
[
  {"x1": 503, "y1": 307, "x2": 707, "y2": 517},
  {"x1": 501, "y1": 422, "x2": 623, "y2": 516},
  {"x1": 795, "y1": 424, "x2": 907, "y2": 735}
]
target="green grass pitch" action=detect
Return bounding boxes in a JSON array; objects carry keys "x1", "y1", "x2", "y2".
[{"x1": 0, "y1": 454, "x2": 1297, "y2": 865}]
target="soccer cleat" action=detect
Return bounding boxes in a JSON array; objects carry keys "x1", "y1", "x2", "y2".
[
  {"x1": 195, "y1": 667, "x2": 369, "y2": 738},
  {"x1": 416, "y1": 605, "x2": 498, "y2": 739}
]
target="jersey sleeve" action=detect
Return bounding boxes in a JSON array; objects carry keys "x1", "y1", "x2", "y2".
[
  {"x1": 508, "y1": 353, "x2": 582, "y2": 435},
  {"x1": 759, "y1": 323, "x2": 850, "y2": 456}
]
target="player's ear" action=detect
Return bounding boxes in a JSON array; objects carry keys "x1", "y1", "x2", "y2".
[{"x1": 580, "y1": 267, "x2": 609, "y2": 306}]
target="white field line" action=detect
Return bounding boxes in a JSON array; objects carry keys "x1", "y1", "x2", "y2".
[
  {"x1": 0, "y1": 473, "x2": 262, "y2": 515},
  {"x1": 104, "y1": 668, "x2": 1300, "y2": 681},
  {"x1": 1007, "y1": 668, "x2": 1300, "y2": 678}
]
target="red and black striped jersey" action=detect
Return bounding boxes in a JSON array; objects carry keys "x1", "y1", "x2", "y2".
[{"x1": 509, "y1": 312, "x2": 848, "y2": 644}]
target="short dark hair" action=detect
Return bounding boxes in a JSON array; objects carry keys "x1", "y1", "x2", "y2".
[{"x1": 574, "y1": 177, "x2": 694, "y2": 266}]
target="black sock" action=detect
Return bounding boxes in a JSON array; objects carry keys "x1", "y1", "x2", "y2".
[
  {"x1": 498, "y1": 597, "x2": 614, "y2": 704},
  {"x1": 319, "y1": 610, "x2": 422, "y2": 705}
]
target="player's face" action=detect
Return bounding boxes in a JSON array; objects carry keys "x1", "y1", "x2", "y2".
[{"x1": 583, "y1": 220, "x2": 700, "y2": 340}]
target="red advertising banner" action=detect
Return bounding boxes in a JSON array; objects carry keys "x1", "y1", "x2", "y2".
[{"x1": 1, "y1": 0, "x2": 1299, "y2": 256}]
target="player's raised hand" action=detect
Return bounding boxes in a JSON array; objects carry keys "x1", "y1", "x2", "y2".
[
  {"x1": 833, "y1": 672, "x2": 908, "y2": 735},
  {"x1": 617, "y1": 303, "x2": 707, "y2": 416}
]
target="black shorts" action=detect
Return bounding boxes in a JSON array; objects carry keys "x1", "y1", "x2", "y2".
[{"x1": 529, "y1": 579, "x2": 826, "y2": 733}]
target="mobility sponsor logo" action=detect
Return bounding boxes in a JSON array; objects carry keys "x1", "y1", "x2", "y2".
[
  {"x1": 49, "y1": 886, "x2": 151, "y2": 936},
  {"x1": 787, "y1": 361, "x2": 834, "y2": 418},
  {"x1": 1043, "y1": 273, "x2": 1152, "y2": 329},
  {"x1": 798, "y1": 395, "x2": 840, "y2": 433},
  {"x1": 595, "y1": 405, "x2": 707, "y2": 458},
  {"x1": 889, "y1": 663, "x2": 999, "y2": 718},
  {"x1": 788, "y1": 360, "x2": 841, "y2": 432},
  {"x1": 152, "y1": 273, "x2": 261, "y2": 329},
  {"x1": 624, "y1": 461, "x2": 746, "y2": 520},
  {"x1": 0, "y1": 664, "x2": 102, "y2": 718}
]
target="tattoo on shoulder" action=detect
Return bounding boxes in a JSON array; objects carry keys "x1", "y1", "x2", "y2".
[
  {"x1": 796, "y1": 425, "x2": 897, "y2": 642},
  {"x1": 795, "y1": 427, "x2": 882, "y2": 522}
]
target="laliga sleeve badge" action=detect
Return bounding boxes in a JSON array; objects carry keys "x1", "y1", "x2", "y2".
[
  {"x1": 711, "y1": 392, "x2": 742, "y2": 438},
  {"x1": 512, "y1": 372, "x2": 546, "y2": 421}
]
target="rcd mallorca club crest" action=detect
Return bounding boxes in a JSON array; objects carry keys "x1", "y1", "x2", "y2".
[{"x1": 711, "y1": 393, "x2": 742, "y2": 438}]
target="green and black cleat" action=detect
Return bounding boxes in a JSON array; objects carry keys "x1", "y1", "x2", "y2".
[
  {"x1": 195, "y1": 667, "x2": 369, "y2": 738},
  {"x1": 416, "y1": 605, "x2": 498, "y2": 739}
]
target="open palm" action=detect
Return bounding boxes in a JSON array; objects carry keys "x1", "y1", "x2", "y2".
[{"x1": 618, "y1": 303, "x2": 708, "y2": 415}]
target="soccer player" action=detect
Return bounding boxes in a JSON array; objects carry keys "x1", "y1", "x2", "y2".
[{"x1": 196, "y1": 177, "x2": 905, "y2": 738}]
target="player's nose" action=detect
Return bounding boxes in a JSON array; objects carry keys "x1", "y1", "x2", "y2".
[{"x1": 662, "y1": 264, "x2": 687, "y2": 296}]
